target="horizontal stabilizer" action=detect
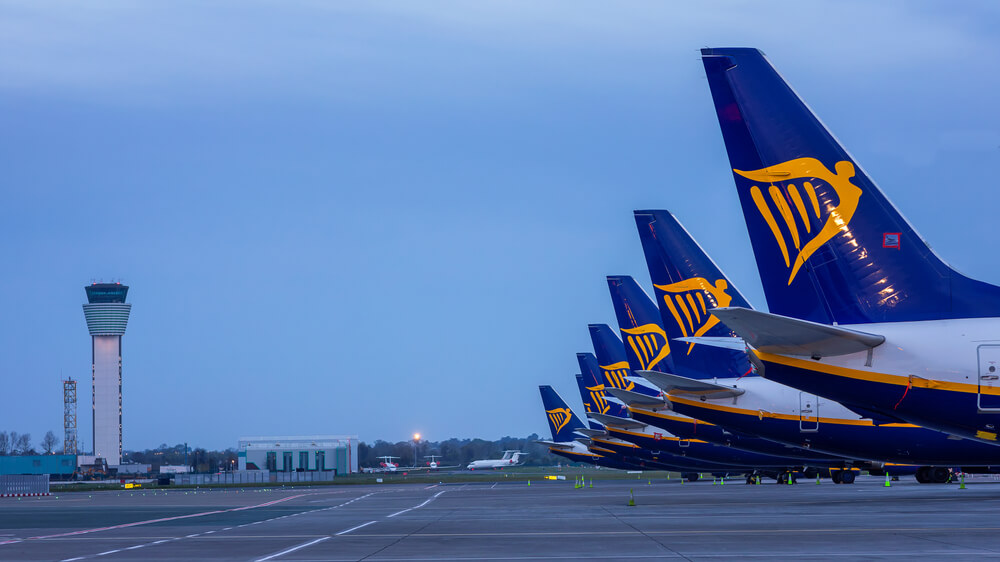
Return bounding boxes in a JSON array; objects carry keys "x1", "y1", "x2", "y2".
[
  {"x1": 636, "y1": 369, "x2": 745, "y2": 398},
  {"x1": 574, "y1": 428, "x2": 607, "y2": 438},
  {"x1": 534, "y1": 440, "x2": 575, "y2": 449},
  {"x1": 604, "y1": 387, "x2": 670, "y2": 408},
  {"x1": 674, "y1": 336, "x2": 748, "y2": 351},
  {"x1": 575, "y1": 437, "x2": 593, "y2": 446},
  {"x1": 586, "y1": 412, "x2": 647, "y2": 429},
  {"x1": 709, "y1": 307, "x2": 885, "y2": 357}
]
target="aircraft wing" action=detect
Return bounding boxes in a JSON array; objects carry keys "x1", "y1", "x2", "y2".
[
  {"x1": 709, "y1": 307, "x2": 885, "y2": 357},
  {"x1": 586, "y1": 412, "x2": 647, "y2": 429},
  {"x1": 604, "y1": 387, "x2": 669, "y2": 408},
  {"x1": 635, "y1": 369, "x2": 745, "y2": 399}
]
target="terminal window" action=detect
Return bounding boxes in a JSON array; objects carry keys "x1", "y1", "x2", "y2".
[
  {"x1": 315, "y1": 450, "x2": 325, "y2": 471},
  {"x1": 299, "y1": 451, "x2": 309, "y2": 470}
]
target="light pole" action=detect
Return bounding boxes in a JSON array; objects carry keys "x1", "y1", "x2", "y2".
[{"x1": 412, "y1": 433, "x2": 421, "y2": 466}]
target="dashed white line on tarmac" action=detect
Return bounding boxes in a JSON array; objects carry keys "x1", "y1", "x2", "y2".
[
  {"x1": 335, "y1": 521, "x2": 378, "y2": 536},
  {"x1": 95, "y1": 550, "x2": 120, "y2": 556},
  {"x1": 255, "y1": 536, "x2": 330, "y2": 562}
]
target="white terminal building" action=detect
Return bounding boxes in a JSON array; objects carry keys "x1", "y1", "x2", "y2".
[
  {"x1": 83, "y1": 282, "x2": 131, "y2": 467},
  {"x1": 238, "y1": 436, "x2": 358, "y2": 474}
]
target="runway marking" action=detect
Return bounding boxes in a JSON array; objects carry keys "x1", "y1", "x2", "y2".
[
  {"x1": 95, "y1": 549, "x2": 120, "y2": 556},
  {"x1": 335, "y1": 521, "x2": 378, "y2": 535},
  {"x1": 24, "y1": 492, "x2": 315, "y2": 541},
  {"x1": 255, "y1": 536, "x2": 330, "y2": 562},
  {"x1": 387, "y1": 490, "x2": 448, "y2": 518}
]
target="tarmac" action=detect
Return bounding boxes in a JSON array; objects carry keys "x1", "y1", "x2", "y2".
[{"x1": 3, "y1": 475, "x2": 1000, "y2": 561}]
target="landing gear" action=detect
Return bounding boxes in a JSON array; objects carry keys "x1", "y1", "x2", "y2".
[
  {"x1": 777, "y1": 472, "x2": 796, "y2": 485},
  {"x1": 831, "y1": 470, "x2": 855, "y2": 484},
  {"x1": 916, "y1": 467, "x2": 953, "y2": 484}
]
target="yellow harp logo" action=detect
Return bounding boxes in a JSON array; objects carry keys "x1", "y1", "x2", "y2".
[
  {"x1": 734, "y1": 158, "x2": 862, "y2": 285},
  {"x1": 599, "y1": 361, "x2": 634, "y2": 391},
  {"x1": 620, "y1": 323, "x2": 670, "y2": 371},
  {"x1": 585, "y1": 385, "x2": 610, "y2": 415},
  {"x1": 546, "y1": 408, "x2": 572, "y2": 434},
  {"x1": 654, "y1": 277, "x2": 732, "y2": 354}
]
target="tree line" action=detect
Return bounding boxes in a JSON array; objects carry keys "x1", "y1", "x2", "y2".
[{"x1": 0, "y1": 431, "x2": 61, "y2": 455}]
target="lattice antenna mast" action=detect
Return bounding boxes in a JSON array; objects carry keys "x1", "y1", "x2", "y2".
[{"x1": 63, "y1": 378, "x2": 78, "y2": 455}]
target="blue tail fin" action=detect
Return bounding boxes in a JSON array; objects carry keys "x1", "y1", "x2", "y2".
[
  {"x1": 575, "y1": 370, "x2": 615, "y2": 418},
  {"x1": 576, "y1": 353, "x2": 632, "y2": 417},
  {"x1": 539, "y1": 385, "x2": 587, "y2": 441},
  {"x1": 635, "y1": 210, "x2": 753, "y2": 380},
  {"x1": 606, "y1": 275, "x2": 676, "y2": 374},
  {"x1": 701, "y1": 47, "x2": 1000, "y2": 324},
  {"x1": 585, "y1": 328, "x2": 659, "y2": 398}
]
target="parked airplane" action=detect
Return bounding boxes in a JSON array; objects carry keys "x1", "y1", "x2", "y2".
[
  {"x1": 604, "y1": 270, "x2": 853, "y2": 465},
  {"x1": 538, "y1": 385, "x2": 645, "y2": 470},
  {"x1": 374, "y1": 456, "x2": 400, "y2": 472},
  {"x1": 699, "y1": 47, "x2": 1000, "y2": 446},
  {"x1": 583, "y1": 331, "x2": 827, "y2": 482},
  {"x1": 631, "y1": 209, "x2": 1000, "y2": 482},
  {"x1": 467, "y1": 451, "x2": 526, "y2": 470}
]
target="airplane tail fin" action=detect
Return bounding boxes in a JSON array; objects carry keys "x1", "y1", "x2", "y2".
[
  {"x1": 701, "y1": 47, "x2": 1000, "y2": 324},
  {"x1": 539, "y1": 385, "x2": 587, "y2": 442},
  {"x1": 606, "y1": 275, "x2": 676, "y2": 374},
  {"x1": 635, "y1": 210, "x2": 753, "y2": 380},
  {"x1": 585, "y1": 327, "x2": 659, "y2": 398},
  {"x1": 575, "y1": 358, "x2": 630, "y2": 418}
]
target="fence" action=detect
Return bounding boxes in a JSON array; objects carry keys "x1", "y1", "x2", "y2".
[
  {"x1": 173, "y1": 470, "x2": 336, "y2": 485},
  {"x1": 0, "y1": 474, "x2": 50, "y2": 497}
]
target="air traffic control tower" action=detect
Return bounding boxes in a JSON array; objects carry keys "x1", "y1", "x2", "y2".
[{"x1": 83, "y1": 283, "x2": 131, "y2": 466}]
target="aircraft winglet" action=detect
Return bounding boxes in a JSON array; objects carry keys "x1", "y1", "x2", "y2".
[{"x1": 709, "y1": 307, "x2": 885, "y2": 357}]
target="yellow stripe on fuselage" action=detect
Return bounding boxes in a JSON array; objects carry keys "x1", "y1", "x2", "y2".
[
  {"x1": 753, "y1": 350, "x2": 994, "y2": 396},
  {"x1": 627, "y1": 407, "x2": 718, "y2": 427}
]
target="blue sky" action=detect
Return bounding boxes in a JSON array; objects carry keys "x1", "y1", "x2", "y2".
[{"x1": 2, "y1": 1, "x2": 999, "y2": 451}]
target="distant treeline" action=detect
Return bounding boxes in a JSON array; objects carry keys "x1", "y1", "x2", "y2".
[
  {"x1": 126, "y1": 444, "x2": 237, "y2": 474},
  {"x1": 0, "y1": 430, "x2": 61, "y2": 455},
  {"x1": 358, "y1": 434, "x2": 565, "y2": 468}
]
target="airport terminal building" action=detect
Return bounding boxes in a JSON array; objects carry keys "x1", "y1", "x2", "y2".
[{"x1": 237, "y1": 435, "x2": 358, "y2": 474}]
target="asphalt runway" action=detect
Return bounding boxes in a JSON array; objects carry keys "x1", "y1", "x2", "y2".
[{"x1": 3, "y1": 476, "x2": 1000, "y2": 561}]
